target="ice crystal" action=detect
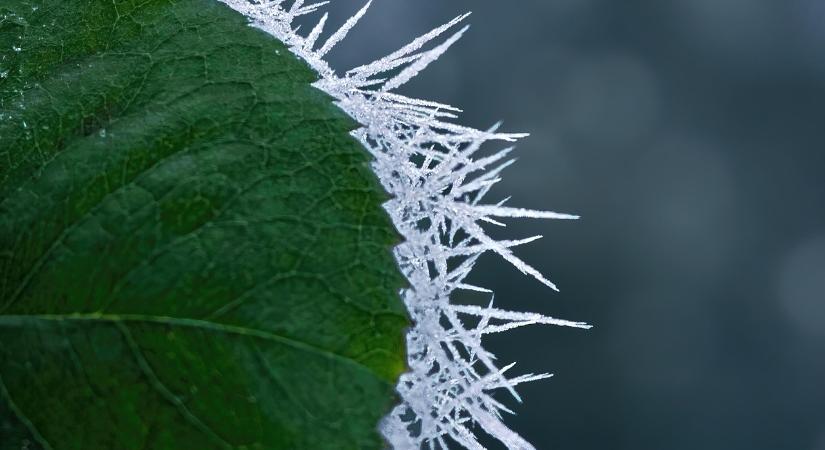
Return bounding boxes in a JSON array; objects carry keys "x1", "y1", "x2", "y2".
[{"x1": 218, "y1": 1, "x2": 591, "y2": 448}]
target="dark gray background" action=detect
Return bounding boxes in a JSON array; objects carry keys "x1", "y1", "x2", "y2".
[{"x1": 321, "y1": 1, "x2": 825, "y2": 449}]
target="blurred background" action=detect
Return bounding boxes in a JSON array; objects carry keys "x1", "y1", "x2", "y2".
[{"x1": 322, "y1": 1, "x2": 825, "y2": 449}]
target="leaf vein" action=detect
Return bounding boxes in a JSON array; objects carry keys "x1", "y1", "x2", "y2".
[
  {"x1": 0, "y1": 374, "x2": 55, "y2": 450},
  {"x1": 116, "y1": 321, "x2": 234, "y2": 450},
  {"x1": 0, "y1": 313, "x2": 390, "y2": 384}
]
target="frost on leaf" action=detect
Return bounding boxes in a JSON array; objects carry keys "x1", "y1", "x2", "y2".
[{"x1": 217, "y1": 1, "x2": 591, "y2": 448}]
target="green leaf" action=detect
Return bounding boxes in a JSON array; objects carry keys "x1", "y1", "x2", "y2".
[{"x1": 0, "y1": 1, "x2": 408, "y2": 449}]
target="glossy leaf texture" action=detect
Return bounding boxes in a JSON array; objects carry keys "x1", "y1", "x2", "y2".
[{"x1": 0, "y1": 1, "x2": 408, "y2": 449}]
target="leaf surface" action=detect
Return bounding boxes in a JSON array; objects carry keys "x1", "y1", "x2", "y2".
[{"x1": 0, "y1": 1, "x2": 407, "y2": 448}]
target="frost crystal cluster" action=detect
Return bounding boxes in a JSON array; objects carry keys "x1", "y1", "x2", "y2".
[{"x1": 218, "y1": 1, "x2": 590, "y2": 448}]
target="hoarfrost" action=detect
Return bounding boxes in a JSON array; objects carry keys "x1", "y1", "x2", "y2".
[{"x1": 217, "y1": 1, "x2": 591, "y2": 448}]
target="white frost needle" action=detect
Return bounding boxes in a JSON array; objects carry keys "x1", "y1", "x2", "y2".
[
  {"x1": 218, "y1": 1, "x2": 590, "y2": 448},
  {"x1": 316, "y1": 0, "x2": 370, "y2": 56}
]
